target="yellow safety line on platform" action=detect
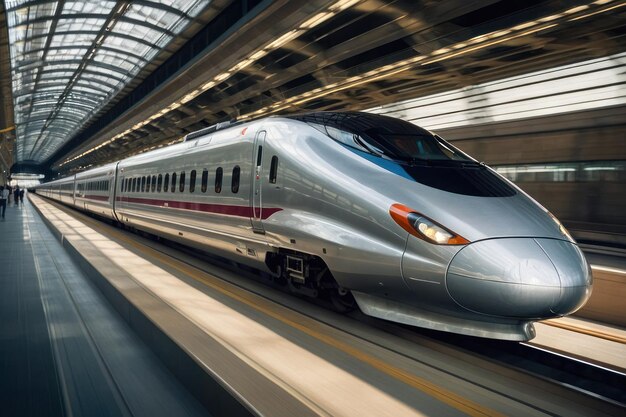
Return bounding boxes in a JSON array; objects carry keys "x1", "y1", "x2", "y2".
[
  {"x1": 35, "y1": 196, "x2": 505, "y2": 417},
  {"x1": 542, "y1": 319, "x2": 626, "y2": 345}
]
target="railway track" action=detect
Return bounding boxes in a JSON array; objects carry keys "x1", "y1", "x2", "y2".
[{"x1": 541, "y1": 319, "x2": 626, "y2": 344}]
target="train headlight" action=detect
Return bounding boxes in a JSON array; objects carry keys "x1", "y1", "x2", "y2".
[{"x1": 389, "y1": 203, "x2": 470, "y2": 245}]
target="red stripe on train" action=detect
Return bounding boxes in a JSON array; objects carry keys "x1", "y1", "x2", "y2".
[{"x1": 115, "y1": 196, "x2": 282, "y2": 220}]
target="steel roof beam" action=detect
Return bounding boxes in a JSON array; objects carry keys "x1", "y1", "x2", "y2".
[
  {"x1": 20, "y1": 44, "x2": 149, "y2": 65},
  {"x1": 8, "y1": 0, "x2": 188, "y2": 18},
  {"x1": 13, "y1": 13, "x2": 176, "y2": 39},
  {"x1": 26, "y1": 0, "x2": 129, "y2": 159},
  {"x1": 19, "y1": 29, "x2": 159, "y2": 49},
  {"x1": 15, "y1": 81, "x2": 113, "y2": 96}
]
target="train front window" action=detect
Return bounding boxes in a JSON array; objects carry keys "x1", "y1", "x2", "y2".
[
  {"x1": 327, "y1": 127, "x2": 472, "y2": 163},
  {"x1": 294, "y1": 112, "x2": 472, "y2": 163}
]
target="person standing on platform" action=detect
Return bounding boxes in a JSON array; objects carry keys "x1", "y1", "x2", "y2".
[
  {"x1": 19, "y1": 188, "x2": 24, "y2": 204},
  {"x1": 0, "y1": 186, "x2": 8, "y2": 218},
  {"x1": 13, "y1": 186, "x2": 19, "y2": 206},
  {"x1": 6, "y1": 184, "x2": 11, "y2": 204}
]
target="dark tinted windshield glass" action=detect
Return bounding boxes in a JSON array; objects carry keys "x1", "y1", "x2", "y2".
[{"x1": 288, "y1": 112, "x2": 472, "y2": 162}]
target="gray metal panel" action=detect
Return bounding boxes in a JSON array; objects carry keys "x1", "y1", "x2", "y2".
[
  {"x1": 535, "y1": 238, "x2": 593, "y2": 315},
  {"x1": 446, "y1": 238, "x2": 591, "y2": 318}
]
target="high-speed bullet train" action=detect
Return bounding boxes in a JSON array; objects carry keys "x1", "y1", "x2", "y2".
[{"x1": 35, "y1": 112, "x2": 592, "y2": 341}]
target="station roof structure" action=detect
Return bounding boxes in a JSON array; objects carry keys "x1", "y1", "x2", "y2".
[{"x1": 0, "y1": 0, "x2": 625, "y2": 176}]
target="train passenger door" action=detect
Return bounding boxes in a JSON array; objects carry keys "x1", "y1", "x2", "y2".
[{"x1": 251, "y1": 130, "x2": 266, "y2": 234}]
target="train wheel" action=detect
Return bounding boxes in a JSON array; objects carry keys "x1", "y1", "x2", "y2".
[{"x1": 330, "y1": 287, "x2": 356, "y2": 313}]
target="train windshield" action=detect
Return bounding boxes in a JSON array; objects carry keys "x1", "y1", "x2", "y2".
[
  {"x1": 289, "y1": 112, "x2": 473, "y2": 163},
  {"x1": 349, "y1": 132, "x2": 472, "y2": 163}
]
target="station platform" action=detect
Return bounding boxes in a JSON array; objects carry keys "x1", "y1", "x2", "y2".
[
  {"x1": 0, "y1": 197, "x2": 209, "y2": 417},
  {"x1": 2, "y1": 194, "x2": 623, "y2": 417}
]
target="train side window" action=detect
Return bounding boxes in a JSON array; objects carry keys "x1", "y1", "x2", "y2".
[
  {"x1": 269, "y1": 156, "x2": 278, "y2": 184},
  {"x1": 146, "y1": 176, "x2": 150, "y2": 192},
  {"x1": 164, "y1": 173, "x2": 169, "y2": 192},
  {"x1": 231, "y1": 166, "x2": 240, "y2": 193},
  {"x1": 151, "y1": 175, "x2": 157, "y2": 192},
  {"x1": 157, "y1": 174, "x2": 163, "y2": 192},
  {"x1": 256, "y1": 145, "x2": 263, "y2": 166},
  {"x1": 142, "y1": 176, "x2": 146, "y2": 192},
  {"x1": 190, "y1": 170, "x2": 196, "y2": 193},
  {"x1": 179, "y1": 171, "x2": 185, "y2": 192},
  {"x1": 171, "y1": 173, "x2": 177, "y2": 193},
  {"x1": 215, "y1": 167, "x2": 223, "y2": 193},
  {"x1": 201, "y1": 169, "x2": 208, "y2": 193},
  {"x1": 131, "y1": 178, "x2": 136, "y2": 192}
]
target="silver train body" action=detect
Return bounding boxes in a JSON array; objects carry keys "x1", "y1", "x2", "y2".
[{"x1": 35, "y1": 112, "x2": 592, "y2": 341}]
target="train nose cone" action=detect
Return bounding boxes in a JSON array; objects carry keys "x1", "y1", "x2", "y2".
[
  {"x1": 446, "y1": 238, "x2": 592, "y2": 318},
  {"x1": 535, "y1": 238, "x2": 592, "y2": 315}
]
